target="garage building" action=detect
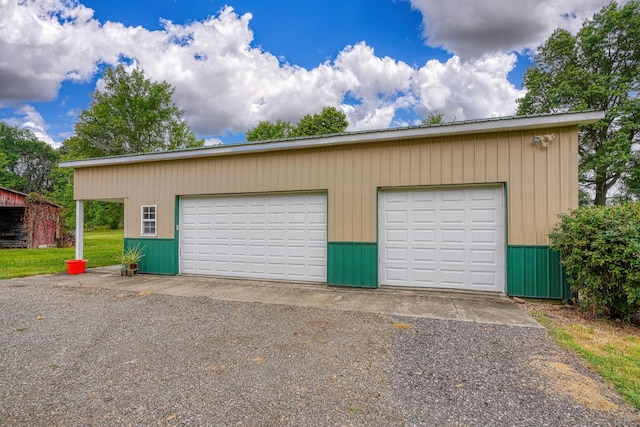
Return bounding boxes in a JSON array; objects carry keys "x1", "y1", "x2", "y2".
[{"x1": 61, "y1": 111, "x2": 603, "y2": 299}]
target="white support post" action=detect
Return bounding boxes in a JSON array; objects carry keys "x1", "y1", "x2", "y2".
[{"x1": 75, "y1": 200, "x2": 84, "y2": 260}]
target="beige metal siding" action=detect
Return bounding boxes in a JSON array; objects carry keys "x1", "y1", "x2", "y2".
[{"x1": 73, "y1": 127, "x2": 578, "y2": 245}]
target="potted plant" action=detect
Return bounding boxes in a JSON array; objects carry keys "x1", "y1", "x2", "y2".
[{"x1": 119, "y1": 244, "x2": 146, "y2": 276}]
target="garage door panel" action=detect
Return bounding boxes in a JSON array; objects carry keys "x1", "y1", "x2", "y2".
[
  {"x1": 214, "y1": 213, "x2": 229, "y2": 223},
  {"x1": 308, "y1": 229, "x2": 326, "y2": 242},
  {"x1": 386, "y1": 210, "x2": 408, "y2": 224},
  {"x1": 441, "y1": 229, "x2": 465, "y2": 244},
  {"x1": 386, "y1": 192, "x2": 410, "y2": 204},
  {"x1": 268, "y1": 213, "x2": 286, "y2": 224},
  {"x1": 441, "y1": 249, "x2": 465, "y2": 264},
  {"x1": 196, "y1": 245, "x2": 213, "y2": 256},
  {"x1": 250, "y1": 212, "x2": 266, "y2": 223},
  {"x1": 181, "y1": 228, "x2": 197, "y2": 240},
  {"x1": 306, "y1": 265, "x2": 326, "y2": 279},
  {"x1": 441, "y1": 269, "x2": 465, "y2": 284},
  {"x1": 413, "y1": 209, "x2": 436, "y2": 224},
  {"x1": 267, "y1": 245, "x2": 286, "y2": 257},
  {"x1": 385, "y1": 247, "x2": 408, "y2": 261},
  {"x1": 308, "y1": 214, "x2": 326, "y2": 225},
  {"x1": 308, "y1": 247, "x2": 326, "y2": 259},
  {"x1": 413, "y1": 248, "x2": 436, "y2": 263},
  {"x1": 267, "y1": 263, "x2": 286, "y2": 275},
  {"x1": 379, "y1": 186, "x2": 504, "y2": 292},
  {"x1": 181, "y1": 193, "x2": 326, "y2": 282},
  {"x1": 231, "y1": 244, "x2": 247, "y2": 256},
  {"x1": 470, "y1": 229, "x2": 498, "y2": 244},
  {"x1": 440, "y1": 209, "x2": 465, "y2": 224},
  {"x1": 441, "y1": 189, "x2": 465, "y2": 202},
  {"x1": 249, "y1": 229, "x2": 266, "y2": 241},
  {"x1": 414, "y1": 230, "x2": 436, "y2": 243},
  {"x1": 249, "y1": 245, "x2": 266, "y2": 256},
  {"x1": 470, "y1": 271, "x2": 498, "y2": 287},
  {"x1": 231, "y1": 261, "x2": 246, "y2": 273},
  {"x1": 214, "y1": 246, "x2": 231, "y2": 258},
  {"x1": 386, "y1": 267, "x2": 408, "y2": 281},
  {"x1": 470, "y1": 249, "x2": 497, "y2": 265},
  {"x1": 471, "y1": 187, "x2": 499, "y2": 201},
  {"x1": 470, "y1": 208, "x2": 498, "y2": 224},
  {"x1": 413, "y1": 268, "x2": 436, "y2": 285},
  {"x1": 213, "y1": 227, "x2": 230, "y2": 238},
  {"x1": 268, "y1": 229, "x2": 285, "y2": 240},
  {"x1": 286, "y1": 245, "x2": 307, "y2": 258},
  {"x1": 249, "y1": 262, "x2": 266, "y2": 274},
  {"x1": 181, "y1": 243, "x2": 196, "y2": 254},
  {"x1": 288, "y1": 229, "x2": 306, "y2": 241}
]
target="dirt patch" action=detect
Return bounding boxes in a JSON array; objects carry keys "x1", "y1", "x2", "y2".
[
  {"x1": 525, "y1": 301, "x2": 640, "y2": 357},
  {"x1": 532, "y1": 356, "x2": 623, "y2": 413},
  {"x1": 392, "y1": 321, "x2": 413, "y2": 330},
  {"x1": 525, "y1": 302, "x2": 640, "y2": 336}
]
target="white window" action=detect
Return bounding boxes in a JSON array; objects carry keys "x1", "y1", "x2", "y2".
[{"x1": 141, "y1": 205, "x2": 157, "y2": 236}]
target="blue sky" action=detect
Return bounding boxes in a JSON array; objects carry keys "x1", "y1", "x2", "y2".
[{"x1": 0, "y1": 0, "x2": 611, "y2": 146}]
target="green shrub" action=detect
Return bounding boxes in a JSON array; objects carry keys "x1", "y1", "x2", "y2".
[{"x1": 549, "y1": 203, "x2": 640, "y2": 320}]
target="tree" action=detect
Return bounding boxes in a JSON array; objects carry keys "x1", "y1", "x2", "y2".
[
  {"x1": 246, "y1": 106, "x2": 348, "y2": 142},
  {"x1": 517, "y1": 1, "x2": 640, "y2": 205},
  {"x1": 72, "y1": 65, "x2": 202, "y2": 157},
  {"x1": 246, "y1": 120, "x2": 294, "y2": 142},
  {"x1": 421, "y1": 111, "x2": 445, "y2": 125},
  {"x1": 0, "y1": 122, "x2": 58, "y2": 193},
  {"x1": 291, "y1": 106, "x2": 348, "y2": 137}
]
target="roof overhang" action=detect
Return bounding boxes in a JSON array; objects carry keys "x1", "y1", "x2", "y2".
[
  {"x1": 0, "y1": 186, "x2": 28, "y2": 197},
  {"x1": 60, "y1": 110, "x2": 605, "y2": 169}
]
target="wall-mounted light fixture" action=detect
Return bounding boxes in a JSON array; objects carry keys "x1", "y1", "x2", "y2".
[{"x1": 532, "y1": 134, "x2": 556, "y2": 148}]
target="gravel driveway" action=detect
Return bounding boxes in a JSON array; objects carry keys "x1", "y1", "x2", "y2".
[{"x1": 1, "y1": 279, "x2": 638, "y2": 426}]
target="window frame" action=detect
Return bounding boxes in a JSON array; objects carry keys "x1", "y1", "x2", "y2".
[{"x1": 141, "y1": 205, "x2": 157, "y2": 237}]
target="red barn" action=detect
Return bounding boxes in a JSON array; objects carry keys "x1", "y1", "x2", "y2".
[{"x1": 0, "y1": 187, "x2": 62, "y2": 249}]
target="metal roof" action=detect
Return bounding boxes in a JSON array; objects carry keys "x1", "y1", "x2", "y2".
[
  {"x1": 60, "y1": 110, "x2": 605, "y2": 169},
  {"x1": 0, "y1": 186, "x2": 28, "y2": 197},
  {"x1": 0, "y1": 186, "x2": 62, "y2": 207}
]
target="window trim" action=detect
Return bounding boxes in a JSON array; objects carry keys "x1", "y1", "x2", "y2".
[{"x1": 141, "y1": 205, "x2": 157, "y2": 237}]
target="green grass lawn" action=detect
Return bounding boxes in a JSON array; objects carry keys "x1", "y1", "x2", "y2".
[
  {"x1": 531, "y1": 307, "x2": 640, "y2": 410},
  {"x1": 0, "y1": 229, "x2": 124, "y2": 280}
]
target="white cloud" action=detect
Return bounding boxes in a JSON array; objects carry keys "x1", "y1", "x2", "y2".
[
  {"x1": 204, "y1": 137, "x2": 223, "y2": 146},
  {"x1": 1, "y1": 1, "x2": 538, "y2": 143},
  {"x1": 412, "y1": 54, "x2": 522, "y2": 122},
  {"x1": 0, "y1": 0, "x2": 109, "y2": 101},
  {"x1": 409, "y1": 0, "x2": 613, "y2": 58},
  {"x1": 4, "y1": 104, "x2": 59, "y2": 147}
]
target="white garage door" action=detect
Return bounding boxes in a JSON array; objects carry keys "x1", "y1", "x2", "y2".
[
  {"x1": 180, "y1": 193, "x2": 327, "y2": 282},
  {"x1": 379, "y1": 186, "x2": 505, "y2": 292}
]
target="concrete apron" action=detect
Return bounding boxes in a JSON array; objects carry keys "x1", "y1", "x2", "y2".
[{"x1": 41, "y1": 266, "x2": 541, "y2": 328}]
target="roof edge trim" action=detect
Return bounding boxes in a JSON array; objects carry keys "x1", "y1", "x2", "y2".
[{"x1": 60, "y1": 111, "x2": 605, "y2": 169}]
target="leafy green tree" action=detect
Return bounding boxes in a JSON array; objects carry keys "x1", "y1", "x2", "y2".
[
  {"x1": 291, "y1": 106, "x2": 348, "y2": 137},
  {"x1": 246, "y1": 120, "x2": 295, "y2": 142},
  {"x1": 246, "y1": 106, "x2": 348, "y2": 142},
  {"x1": 421, "y1": 111, "x2": 445, "y2": 125},
  {"x1": 517, "y1": 1, "x2": 640, "y2": 205},
  {"x1": 72, "y1": 64, "x2": 203, "y2": 157},
  {"x1": 0, "y1": 122, "x2": 58, "y2": 193}
]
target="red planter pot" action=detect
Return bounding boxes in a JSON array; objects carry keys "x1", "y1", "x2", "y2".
[{"x1": 65, "y1": 259, "x2": 87, "y2": 274}]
